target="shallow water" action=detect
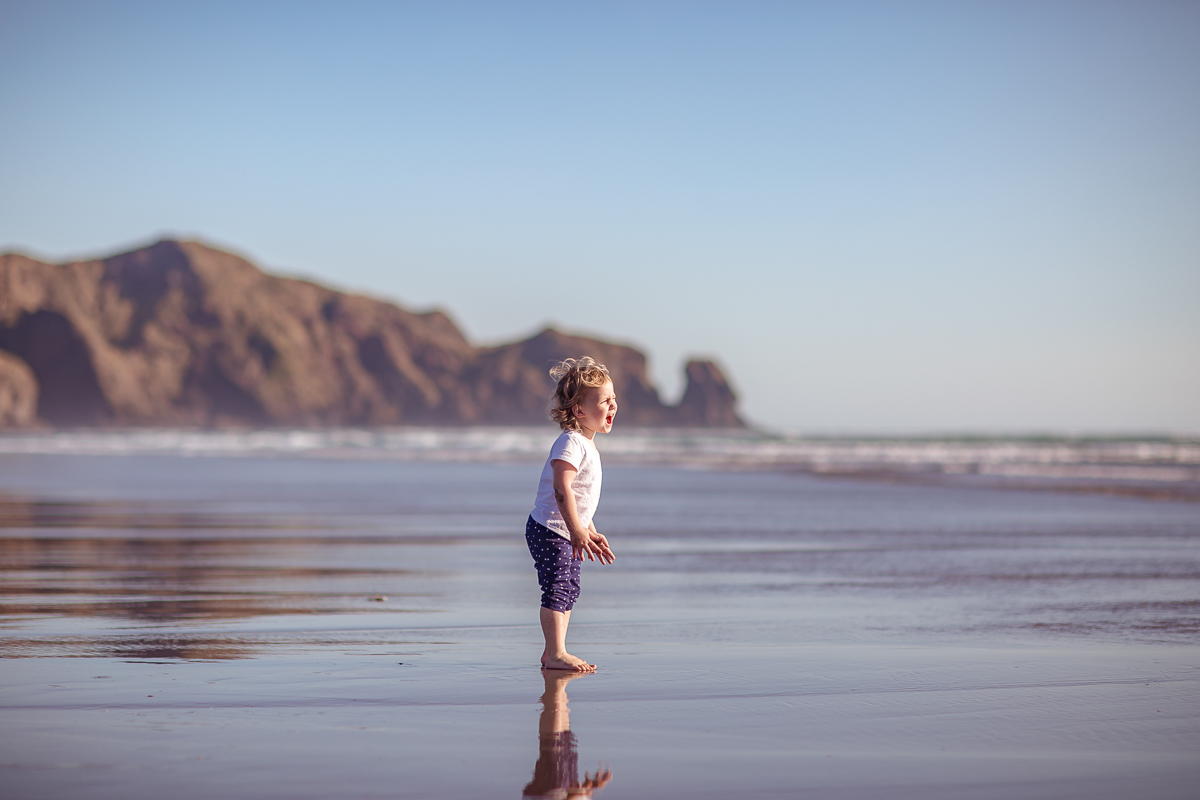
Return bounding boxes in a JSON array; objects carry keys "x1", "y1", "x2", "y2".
[{"x1": 1, "y1": 453, "x2": 1198, "y2": 799}]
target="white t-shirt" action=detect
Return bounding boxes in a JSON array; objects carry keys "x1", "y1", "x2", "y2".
[{"x1": 530, "y1": 430, "x2": 603, "y2": 540}]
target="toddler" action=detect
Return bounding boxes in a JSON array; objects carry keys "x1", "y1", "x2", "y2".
[{"x1": 526, "y1": 357, "x2": 617, "y2": 672}]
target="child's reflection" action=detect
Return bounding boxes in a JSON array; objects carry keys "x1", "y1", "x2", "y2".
[{"x1": 523, "y1": 669, "x2": 612, "y2": 799}]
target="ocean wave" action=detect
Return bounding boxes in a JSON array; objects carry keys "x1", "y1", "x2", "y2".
[{"x1": 0, "y1": 428, "x2": 1197, "y2": 486}]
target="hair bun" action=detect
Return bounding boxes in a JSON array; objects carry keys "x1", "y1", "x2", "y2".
[{"x1": 549, "y1": 356, "x2": 601, "y2": 382}]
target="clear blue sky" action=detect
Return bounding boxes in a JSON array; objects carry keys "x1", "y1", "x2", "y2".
[{"x1": 2, "y1": 0, "x2": 1197, "y2": 431}]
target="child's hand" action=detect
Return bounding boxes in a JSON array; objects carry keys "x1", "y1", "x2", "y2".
[
  {"x1": 589, "y1": 531, "x2": 615, "y2": 564},
  {"x1": 571, "y1": 531, "x2": 615, "y2": 564}
]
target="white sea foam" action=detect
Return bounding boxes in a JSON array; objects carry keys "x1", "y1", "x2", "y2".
[
  {"x1": 0, "y1": 427, "x2": 562, "y2": 460},
  {"x1": 0, "y1": 427, "x2": 1197, "y2": 486}
]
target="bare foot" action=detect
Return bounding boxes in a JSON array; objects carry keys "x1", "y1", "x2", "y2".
[{"x1": 542, "y1": 652, "x2": 596, "y2": 672}]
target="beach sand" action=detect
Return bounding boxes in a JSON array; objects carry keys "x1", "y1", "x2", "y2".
[{"x1": 1, "y1": 454, "x2": 1198, "y2": 799}]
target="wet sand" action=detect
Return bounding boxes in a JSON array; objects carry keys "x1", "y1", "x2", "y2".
[{"x1": 1, "y1": 454, "x2": 1198, "y2": 798}]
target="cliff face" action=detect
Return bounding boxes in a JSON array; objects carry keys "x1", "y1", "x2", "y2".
[{"x1": 0, "y1": 240, "x2": 743, "y2": 429}]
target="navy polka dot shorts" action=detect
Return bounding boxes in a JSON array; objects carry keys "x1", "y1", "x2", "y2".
[{"x1": 526, "y1": 515, "x2": 581, "y2": 612}]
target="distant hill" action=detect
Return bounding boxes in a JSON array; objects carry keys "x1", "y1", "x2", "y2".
[{"x1": 0, "y1": 240, "x2": 743, "y2": 429}]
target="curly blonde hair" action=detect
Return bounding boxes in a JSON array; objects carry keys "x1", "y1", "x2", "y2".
[{"x1": 548, "y1": 357, "x2": 612, "y2": 431}]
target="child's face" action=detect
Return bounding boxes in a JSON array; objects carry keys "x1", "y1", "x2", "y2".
[{"x1": 573, "y1": 381, "x2": 617, "y2": 437}]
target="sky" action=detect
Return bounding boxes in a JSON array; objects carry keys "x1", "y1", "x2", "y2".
[{"x1": 1, "y1": 0, "x2": 1197, "y2": 432}]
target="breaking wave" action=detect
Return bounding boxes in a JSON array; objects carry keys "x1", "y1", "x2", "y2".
[{"x1": 0, "y1": 427, "x2": 1197, "y2": 492}]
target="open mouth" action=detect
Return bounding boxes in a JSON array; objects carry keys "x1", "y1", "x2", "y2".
[{"x1": 606, "y1": 415, "x2": 614, "y2": 425}]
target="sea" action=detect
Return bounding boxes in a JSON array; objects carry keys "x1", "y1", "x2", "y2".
[{"x1": 1, "y1": 427, "x2": 1198, "y2": 799}]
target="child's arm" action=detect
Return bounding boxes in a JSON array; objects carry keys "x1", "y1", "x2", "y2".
[{"x1": 552, "y1": 459, "x2": 615, "y2": 564}]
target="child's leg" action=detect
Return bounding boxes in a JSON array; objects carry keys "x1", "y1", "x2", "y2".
[
  {"x1": 527, "y1": 517, "x2": 593, "y2": 672},
  {"x1": 539, "y1": 607, "x2": 594, "y2": 672}
]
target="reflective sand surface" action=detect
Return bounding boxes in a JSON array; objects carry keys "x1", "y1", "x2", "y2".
[{"x1": 1, "y1": 454, "x2": 1198, "y2": 798}]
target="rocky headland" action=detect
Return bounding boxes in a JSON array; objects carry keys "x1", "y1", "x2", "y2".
[{"x1": 0, "y1": 240, "x2": 743, "y2": 429}]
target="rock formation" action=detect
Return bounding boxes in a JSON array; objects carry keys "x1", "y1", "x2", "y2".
[{"x1": 0, "y1": 240, "x2": 744, "y2": 430}]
